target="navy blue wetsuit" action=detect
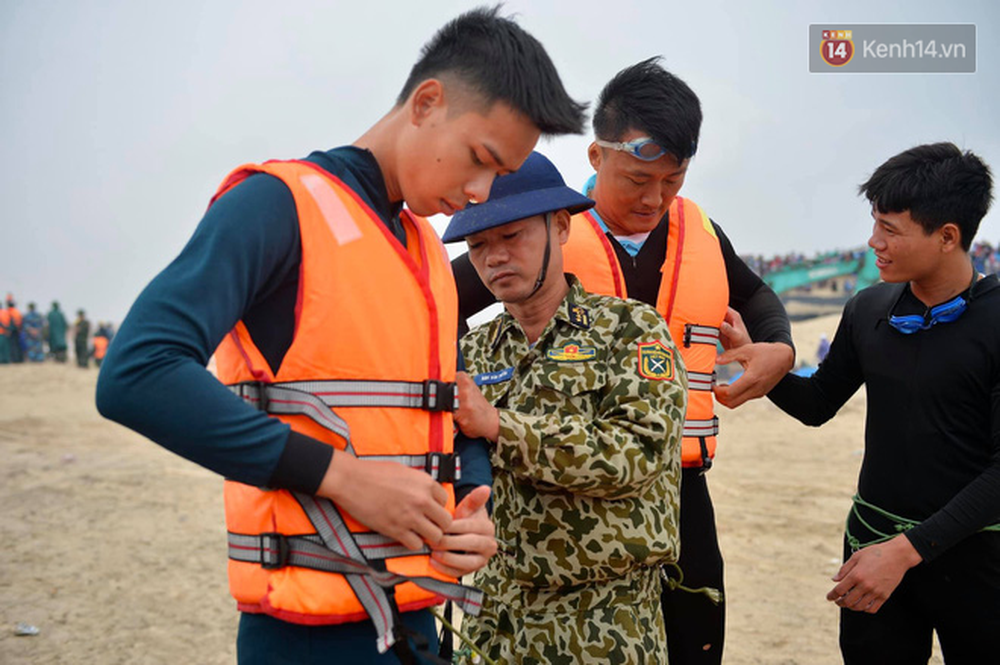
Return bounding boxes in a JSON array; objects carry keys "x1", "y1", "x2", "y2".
[
  {"x1": 97, "y1": 146, "x2": 490, "y2": 664},
  {"x1": 769, "y1": 275, "x2": 1000, "y2": 664}
]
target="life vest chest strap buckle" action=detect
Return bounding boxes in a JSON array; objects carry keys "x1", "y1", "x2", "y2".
[
  {"x1": 421, "y1": 380, "x2": 457, "y2": 412},
  {"x1": 425, "y1": 452, "x2": 461, "y2": 483},
  {"x1": 259, "y1": 532, "x2": 289, "y2": 569}
]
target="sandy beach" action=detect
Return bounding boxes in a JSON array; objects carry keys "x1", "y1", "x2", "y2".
[{"x1": 0, "y1": 311, "x2": 942, "y2": 664}]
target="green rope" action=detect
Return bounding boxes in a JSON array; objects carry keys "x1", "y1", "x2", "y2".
[
  {"x1": 660, "y1": 562, "x2": 723, "y2": 605},
  {"x1": 430, "y1": 607, "x2": 498, "y2": 665},
  {"x1": 846, "y1": 493, "x2": 1000, "y2": 553}
]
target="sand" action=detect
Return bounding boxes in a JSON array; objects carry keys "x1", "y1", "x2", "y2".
[{"x1": 0, "y1": 314, "x2": 943, "y2": 664}]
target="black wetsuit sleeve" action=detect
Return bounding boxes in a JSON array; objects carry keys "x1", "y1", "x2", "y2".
[
  {"x1": 95, "y1": 174, "x2": 332, "y2": 494},
  {"x1": 716, "y1": 223, "x2": 794, "y2": 350},
  {"x1": 906, "y1": 381, "x2": 1000, "y2": 561},
  {"x1": 452, "y1": 252, "x2": 496, "y2": 337},
  {"x1": 767, "y1": 294, "x2": 865, "y2": 425}
]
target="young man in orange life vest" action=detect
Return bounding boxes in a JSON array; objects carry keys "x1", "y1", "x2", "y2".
[
  {"x1": 96, "y1": 7, "x2": 586, "y2": 663},
  {"x1": 452, "y1": 58, "x2": 795, "y2": 664}
]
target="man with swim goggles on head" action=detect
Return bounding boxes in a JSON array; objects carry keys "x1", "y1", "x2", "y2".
[{"x1": 728, "y1": 142, "x2": 1000, "y2": 664}]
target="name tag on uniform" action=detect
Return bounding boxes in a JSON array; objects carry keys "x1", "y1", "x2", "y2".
[
  {"x1": 546, "y1": 344, "x2": 597, "y2": 362},
  {"x1": 473, "y1": 367, "x2": 514, "y2": 386}
]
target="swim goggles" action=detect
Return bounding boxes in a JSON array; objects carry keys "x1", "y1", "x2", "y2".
[
  {"x1": 887, "y1": 270, "x2": 977, "y2": 334},
  {"x1": 594, "y1": 137, "x2": 668, "y2": 162}
]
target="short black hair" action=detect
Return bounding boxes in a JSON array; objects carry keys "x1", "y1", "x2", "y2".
[
  {"x1": 859, "y1": 142, "x2": 993, "y2": 251},
  {"x1": 593, "y1": 57, "x2": 701, "y2": 162},
  {"x1": 397, "y1": 5, "x2": 587, "y2": 136}
]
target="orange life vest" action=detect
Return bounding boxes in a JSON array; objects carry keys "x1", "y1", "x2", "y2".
[
  {"x1": 92, "y1": 335, "x2": 109, "y2": 360},
  {"x1": 210, "y1": 160, "x2": 479, "y2": 648},
  {"x1": 564, "y1": 196, "x2": 729, "y2": 468},
  {"x1": 0, "y1": 310, "x2": 9, "y2": 329}
]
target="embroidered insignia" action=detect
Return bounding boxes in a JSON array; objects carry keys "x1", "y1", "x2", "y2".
[
  {"x1": 473, "y1": 367, "x2": 514, "y2": 386},
  {"x1": 546, "y1": 344, "x2": 597, "y2": 363},
  {"x1": 637, "y1": 341, "x2": 675, "y2": 380},
  {"x1": 567, "y1": 304, "x2": 591, "y2": 329}
]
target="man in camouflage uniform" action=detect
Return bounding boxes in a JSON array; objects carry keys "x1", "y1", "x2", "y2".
[{"x1": 442, "y1": 152, "x2": 688, "y2": 664}]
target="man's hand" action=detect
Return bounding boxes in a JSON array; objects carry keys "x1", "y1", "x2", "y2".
[
  {"x1": 827, "y1": 535, "x2": 923, "y2": 613},
  {"x1": 317, "y1": 453, "x2": 452, "y2": 551},
  {"x1": 714, "y1": 308, "x2": 794, "y2": 408},
  {"x1": 455, "y1": 371, "x2": 500, "y2": 441},
  {"x1": 430, "y1": 485, "x2": 497, "y2": 577},
  {"x1": 717, "y1": 306, "x2": 753, "y2": 351}
]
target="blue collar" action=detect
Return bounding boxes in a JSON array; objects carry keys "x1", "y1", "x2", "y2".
[{"x1": 582, "y1": 174, "x2": 645, "y2": 257}]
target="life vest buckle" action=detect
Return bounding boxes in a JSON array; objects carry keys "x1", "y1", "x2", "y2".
[
  {"x1": 424, "y1": 452, "x2": 461, "y2": 483},
  {"x1": 234, "y1": 381, "x2": 270, "y2": 412},
  {"x1": 420, "y1": 380, "x2": 456, "y2": 412},
  {"x1": 259, "y1": 532, "x2": 288, "y2": 569}
]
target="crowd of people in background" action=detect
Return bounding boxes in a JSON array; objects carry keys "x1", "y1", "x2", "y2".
[
  {"x1": 0, "y1": 293, "x2": 114, "y2": 367},
  {"x1": 742, "y1": 239, "x2": 1000, "y2": 279}
]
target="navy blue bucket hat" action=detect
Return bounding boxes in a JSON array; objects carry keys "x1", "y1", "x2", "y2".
[{"x1": 441, "y1": 152, "x2": 594, "y2": 243}]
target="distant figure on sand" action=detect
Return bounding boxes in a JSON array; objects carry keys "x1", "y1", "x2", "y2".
[
  {"x1": 92, "y1": 323, "x2": 112, "y2": 368},
  {"x1": 46, "y1": 301, "x2": 68, "y2": 362},
  {"x1": 73, "y1": 309, "x2": 90, "y2": 368},
  {"x1": 22, "y1": 303, "x2": 46, "y2": 362},
  {"x1": 816, "y1": 333, "x2": 830, "y2": 364},
  {"x1": 6, "y1": 295, "x2": 24, "y2": 363}
]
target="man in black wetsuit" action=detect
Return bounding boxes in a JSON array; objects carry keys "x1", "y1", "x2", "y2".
[
  {"x1": 732, "y1": 142, "x2": 1000, "y2": 664},
  {"x1": 453, "y1": 58, "x2": 795, "y2": 664}
]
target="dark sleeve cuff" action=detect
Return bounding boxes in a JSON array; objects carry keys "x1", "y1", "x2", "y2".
[{"x1": 267, "y1": 430, "x2": 334, "y2": 495}]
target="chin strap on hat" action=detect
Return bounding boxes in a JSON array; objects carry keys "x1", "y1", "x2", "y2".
[{"x1": 509, "y1": 212, "x2": 554, "y2": 305}]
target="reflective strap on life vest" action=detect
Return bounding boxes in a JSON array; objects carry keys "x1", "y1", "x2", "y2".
[
  {"x1": 230, "y1": 379, "x2": 458, "y2": 412},
  {"x1": 683, "y1": 417, "x2": 720, "y2": 438},
  {"x1": 228, "y1": 532, "x2": 431, "y2": 569},
  {"x1": 231, "y1": 382, "x2": 355, "y2": 451},
  {"x1": 687, "y1": 371, "x2": 716, "y2": 392},
  {"x1": 293, "y1": 492, "x2": 484, "y2": 654},
  {"x1": 363, "y1": 452, "x2": 461, "y2": 483},
  {"x1": 683, "y1": 324, "x2": 720, "y2": 348}
]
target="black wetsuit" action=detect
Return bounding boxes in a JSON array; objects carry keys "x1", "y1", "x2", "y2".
[{"x1": 769, "y1": 275, "x2": 1000, "y2": 664}]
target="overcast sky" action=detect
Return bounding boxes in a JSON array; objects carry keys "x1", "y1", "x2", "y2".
[{"x1": 3, "y1": 0, "x2": 998, "y2": 325}]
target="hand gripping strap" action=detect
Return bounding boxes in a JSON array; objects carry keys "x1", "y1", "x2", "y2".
[{"x1": 293, "y1": 493, "x2": 485, "y2": 654}]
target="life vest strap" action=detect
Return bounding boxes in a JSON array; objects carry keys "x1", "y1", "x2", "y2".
[
  {"x1": 228, "y1": 532, "x2": 432, "y2": 569},
  {"x1": 363, "y1": 452, "x2": 461, "y2": 483},
  {"x1": 230, "y1": 379, "x2": 458, "y2": 412},
  {"x1": 293, "y1": 492, "x2": 483, "y2": 654},
  {"x1": 683, "y1": 417, "x2": 719, "y2": 438},
  {"x1": 687, "y1": 371, "x2": 716, "y2": 392},
  {"x1": 683, "y1": 324, "x2": 720, "y2": 348}
]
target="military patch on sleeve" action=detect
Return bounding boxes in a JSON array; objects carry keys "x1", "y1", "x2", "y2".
[
  {"x1": 567, "y1": 304, "x2": 591, "y2": 329},
  {"x1": 637, "y1": 341, "x2": 676, "y2": 380},
  {"x1": 546, "y1": 344, "x2": 597, "y2": 363}
]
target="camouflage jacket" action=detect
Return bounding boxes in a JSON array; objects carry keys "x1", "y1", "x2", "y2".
[{"x1": 462, "y1": 276, "x2": 687, "y2": 593}]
